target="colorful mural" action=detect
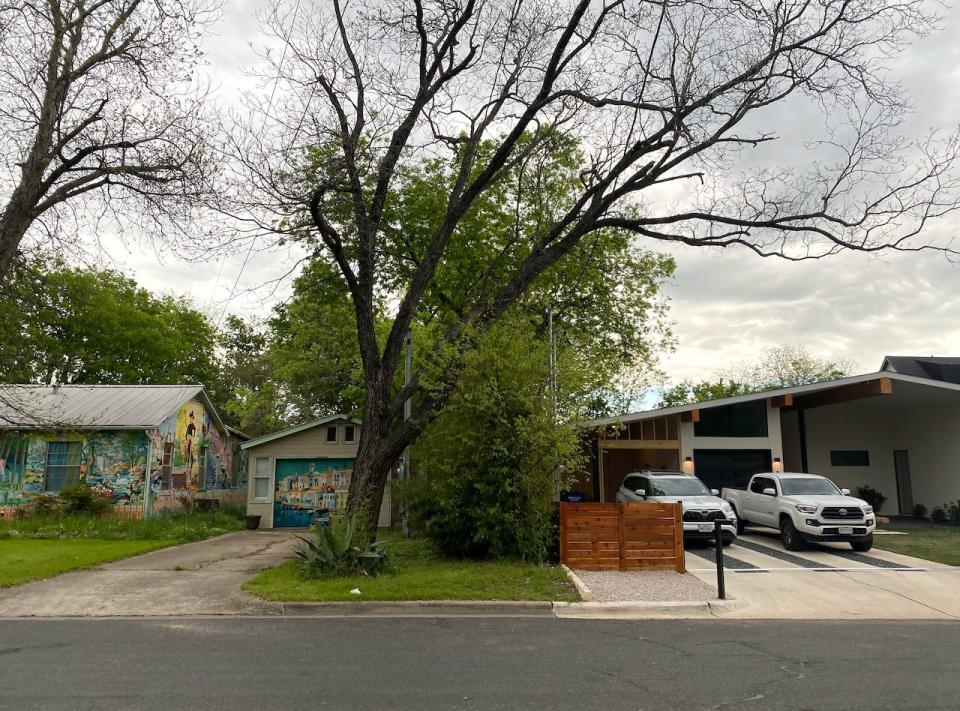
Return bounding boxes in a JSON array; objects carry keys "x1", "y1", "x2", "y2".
[
  {"x1": 273, "y1": 458, "x2": 353, "y2": 527},
  {"x1": 0, "y1": 431, "x2": 146, "y2": 509},
  {"x1": 148, "y1": 400, "x2": 237, "y2": 512}
]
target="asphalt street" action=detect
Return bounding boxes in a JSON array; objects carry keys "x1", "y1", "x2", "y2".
[{"x1": 2, "y1": 617, "x2": 958, "y2": 710}]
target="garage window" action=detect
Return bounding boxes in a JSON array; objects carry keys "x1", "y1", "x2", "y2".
[
  {"x1": 326, "y1": 426, "x2": 337, "y2": 442},
  {"x1": 253, "y1": 457, "x2": 271, "y2": 500},
  {"x1": 44, "y1": 441, "x2": 82, "y2": 491},
  {"x1": 344, "y1": 425, "x2": 355, "y2": 442},
  {"x1": 830, "y1": 450, "x2": 870, "y2": 467}
]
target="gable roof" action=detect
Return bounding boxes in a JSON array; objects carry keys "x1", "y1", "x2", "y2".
[
  {"x1": 880, "y1": 356, "x2": 960, "y2": 384},
  {"x1": 589, "y1": 370, "x2": 960, "y2": 427},
  {"x1": 241, "y1": 414, "x2": 361, "y2": 450},
  {"x1": 0, "y1": 384, "x2": 227, "y2": 433}
]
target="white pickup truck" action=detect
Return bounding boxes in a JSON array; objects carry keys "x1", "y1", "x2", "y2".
[{"x1": 722, "y1": 472, "x2": 876, "y2": 551}]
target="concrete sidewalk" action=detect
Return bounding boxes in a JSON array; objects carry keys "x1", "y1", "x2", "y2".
[{"x1": 0, "y1": 530, "x2": 300, "y2": 617}]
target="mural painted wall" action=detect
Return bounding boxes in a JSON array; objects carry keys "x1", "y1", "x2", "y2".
[
  {"x1": 0, "y1": 431, "x2": 148, "y2": 510},
  {"x1": 273, "y1": 458, "x2": 354, "y2": 527},
  {"x1": 148, "y1": 400, "x2": 239, "y2": 511}
]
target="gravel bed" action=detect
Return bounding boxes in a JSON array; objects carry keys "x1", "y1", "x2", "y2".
[{"x1": 573, "y1": 570, "x2": 717, "y2": 602}]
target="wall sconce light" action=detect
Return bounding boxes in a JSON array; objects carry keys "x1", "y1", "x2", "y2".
[
  {"x1": 772, "y1": 457, "x2": 784, "y2": 473},
  {"x1": 682, "y1": 456, "x2": 695, "y2": 475}
]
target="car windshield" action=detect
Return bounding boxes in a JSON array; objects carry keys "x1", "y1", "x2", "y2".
[
  {"x1": 648, "y1": 477, "x2": 711, "y2": 496},
  {"x1": 779, "y1": 477, "x2": 841, "y2": 496}
]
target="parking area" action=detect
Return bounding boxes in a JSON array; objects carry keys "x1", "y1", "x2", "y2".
[{"x1": 685, "y1": 527, "x2": 960, "y2": 619}]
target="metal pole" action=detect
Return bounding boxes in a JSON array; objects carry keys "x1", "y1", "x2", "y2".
[
  {"x1": 401, "y1": 330, "x2": 412, "y2": 537},
  {"x1": 714, "y1": 519, "x2": 726, "y2": 600}
]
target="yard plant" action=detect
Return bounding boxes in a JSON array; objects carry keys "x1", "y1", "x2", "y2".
[{"x1": 296, "y1": 515, "x2": 387, "y2": 578}]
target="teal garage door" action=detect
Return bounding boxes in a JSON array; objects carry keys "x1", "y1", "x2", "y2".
[{"x1": 273, "y1": 458, "x2": 354, "y2": 527}]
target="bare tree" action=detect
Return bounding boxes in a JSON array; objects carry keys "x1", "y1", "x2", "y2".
[
  {"x1": 0, "y1": 0, "x2": 218, "y2": 277},
  {"x1": 235, "y1": 0, "x2": 960, "y2": 535}
]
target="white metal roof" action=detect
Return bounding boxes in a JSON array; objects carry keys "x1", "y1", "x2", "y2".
[
  {"x1": 589, "y1": 371, "x2": 960, "y2": 427},
  {"x1": 241, "y1": 414, "x2": 362, "y2": 450},
  {"x1": 0, "y1": 384, "x2": 226, "y2": 433}
]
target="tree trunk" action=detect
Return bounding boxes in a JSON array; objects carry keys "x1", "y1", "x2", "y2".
[{"x1": 346, "y1": 386, "x2": 397, "y2": 541}]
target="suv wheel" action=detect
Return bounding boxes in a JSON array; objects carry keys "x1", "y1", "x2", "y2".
[
  {"x1": 780, "y1": 517, "x2": 805, "y2": 551},
  {"x1": 851, "y1": 535, "x2": 873, "y2": 552}
]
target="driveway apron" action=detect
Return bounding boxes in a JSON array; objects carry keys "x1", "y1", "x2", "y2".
[{"x1": 0, "y1": 531, "x2": 300, "y2": 618}]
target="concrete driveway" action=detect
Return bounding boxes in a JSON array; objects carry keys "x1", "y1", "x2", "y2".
[
  {"x1": 0, "y1": 530, "x2": 301, "y2": 617},
  {"x1": 685, "y1": 527, "x2": 960, "y2": 619}
]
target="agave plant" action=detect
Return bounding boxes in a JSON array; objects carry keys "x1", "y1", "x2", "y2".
[{"x1": 295, "y1": 514, "x2": 387, "y2": 577}]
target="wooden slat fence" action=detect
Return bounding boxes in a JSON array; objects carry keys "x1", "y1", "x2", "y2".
[{"x1": 560, "y1": 502, "x2": 685, "y2": 573}]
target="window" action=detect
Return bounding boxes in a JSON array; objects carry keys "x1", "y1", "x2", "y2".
[
  {"x1": 830, "y1": 450, "x2": 870, "y2": 467},
  {"x1": 647, "y1": 476, "x2": 712, "y2": 496},
  {"x1": 44, "y1": 441, "x2": 81, "y2": 491},
  {"x1": 344, "y1": 425, "x2": 355, "y2": 442},
  {"x1": 326, "y1": 426, "x2": 337, "y2": 442},
  {"x1": 780, "y1": 477, "x2": 841, "y2": 496},
  {"x1": 694, "y1": 402, "x2": 768, "y2": 438},
  {"x1": 253, "y1": 457, "x2": 270, "y2": 500},
  {"x1": 622, "y1": 475, "x2": 642, "y2": 492},
  {"x1": 750, "y1": 476, "x2": 776, "y2": 495},
  {"x1": 160, "y1": 441, "x2": 174, "y2": 489}
]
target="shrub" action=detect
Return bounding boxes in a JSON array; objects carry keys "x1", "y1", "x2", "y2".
[
  {"x1": 405, "y1": 323, "x2": 581, "y2": 563},
  {"x1": 26, "y1": 494, "x2": 61, "y2": 516},
  {"x1": 58, "y1": 484, "x2": 110, "y2": 514},
  {"x1": 947, "y1": 501, "x2": 960, "y2": 525},
  {"x1": 931, "y1": 506, "x2": 947, "y2": 524},
  {"x1": 295, "y1": 515, "x2": 387, "y2": 578},
  {"x1": 912, "y1": 503, "x2": 927, "y2": 520},
  {"x1": 856, "y1": 485, "x2": 887, "y2": 514}
]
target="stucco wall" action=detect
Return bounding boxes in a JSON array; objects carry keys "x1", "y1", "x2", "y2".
[
  {"x1": 801, "y1": 401, "x2": 898, "y2": 511},
  {"x1": 888, "y1": 403, "x2": 960, "y2": 512}
]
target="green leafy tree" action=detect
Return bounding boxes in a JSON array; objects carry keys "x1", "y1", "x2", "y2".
[
  {"x1": 407, "y1": 321, "x2": 584, "y2": 561},
  {"x1": 658, "y1": 346, "x2": 857, "y2": 407},
  {"x1": 0, "y1": 260, "x2": 221, "y2": 388}
]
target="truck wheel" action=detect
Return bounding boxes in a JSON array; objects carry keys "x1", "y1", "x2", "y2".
[
  {"x1": 780, "y1": 518, "x2": 805, "y2": 551},
  {"x1": 851, "y1": 535, "x2": 873, "y2": 552}
]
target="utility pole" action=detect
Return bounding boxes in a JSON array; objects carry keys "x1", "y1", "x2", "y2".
[
  {"x1": 401, "y1": 329, "x2": 412, "y2": 537},
  {"x1": 548, "y1": 306, "x2": 557, "y2": 418}
]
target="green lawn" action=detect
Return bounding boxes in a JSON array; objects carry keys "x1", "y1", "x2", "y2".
[
  {"x1": 0, "y1": 508, "x2": 245, "y2": 542},
  {"x1": 874, "y1": 525, "x2": 960, "y2": 566},
  {"x1": 244, "y1": 534, "x2": 580, "y2": 602},
  {"x1": 0, "y1": 538, "x2": 174, "y2": 587}
]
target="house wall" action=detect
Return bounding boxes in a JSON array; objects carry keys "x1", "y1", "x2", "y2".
[
  {"x1": 147, "y1": 400, "x2": 243, "y2": 513},
  {"x1": 0, "y1": 430, "x2": 150, "y2": 514},
  {"x1": 680, "y1": 400, "x2": 784, "y2": 467},
  {"x1": 802, "y1": 402, "x2": 898, "y2": 510},
  {"x1": 888, "y1": 403, "x2": 960, "y2": 512},
  {"x1": 244, "y1": 421, "x2": 392, "y2": 528}
]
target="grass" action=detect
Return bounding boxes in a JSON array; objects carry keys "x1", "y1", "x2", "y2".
[
  {"x1": 0, "y1": 507, "x2": 247, "y2": 587},
  {"x1": 874, "y1": 524, "x2": 960, "y2": 566},
  {"x1": 244, "y1": 533, "x2": 580, "y2": 602},
  {"x1": 0, "y1": 538, "x2": 174, "y2": 587},
  {"x1": 0, "y1": 507, "x2": 246, "y2": 543}
]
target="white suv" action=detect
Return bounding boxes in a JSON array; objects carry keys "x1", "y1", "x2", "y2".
[{"x1": 615, "y1": 471, "x2": 738, "y2": 545}]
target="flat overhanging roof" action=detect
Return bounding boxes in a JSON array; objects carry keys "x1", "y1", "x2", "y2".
[{"x1": 589, "y1": 371, "x2": 960, "y2": 427}]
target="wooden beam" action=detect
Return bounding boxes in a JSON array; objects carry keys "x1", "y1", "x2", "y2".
[
  {"x1": 793, "y1": 377, "x2": 893, "y2": 410},
  {"x1": 770, "y1": 394, "x2": 794, "y2": 408},
  {"x1": 598, "y1": 439, "x2": 680, "y2": 450},
  {"x1": 680, "y1": 409, "x2": 700, "y2": 423}
]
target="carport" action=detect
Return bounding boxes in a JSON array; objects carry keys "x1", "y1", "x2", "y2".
[{"x1": 582, "y1": 361, "x2": 960, "y2": 515}]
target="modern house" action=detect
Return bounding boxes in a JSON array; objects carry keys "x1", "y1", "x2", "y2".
[
  {"x1": 242, "y1": 414, "x2": 393, "y2": 529},
  {"x1": 576, "y1": 356, "x2": 960, "y2": 515},
  {"x1": 0, "y1": 384, "x2": 247, "y2": 517}
]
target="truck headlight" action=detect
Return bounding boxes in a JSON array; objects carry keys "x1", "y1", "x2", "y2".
[
  {"x1": 864, "y1": 505, "x2": 874, "y2": 514},
  {"x1": 795, "y1": 504, "x2": 818, "y2": 514}
]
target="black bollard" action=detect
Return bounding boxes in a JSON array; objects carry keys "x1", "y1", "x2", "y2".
[{"x1": 714, "y1": 519, "x2": 726, "y2": 600}]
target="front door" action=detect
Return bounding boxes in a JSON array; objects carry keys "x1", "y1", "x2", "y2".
[{"x1": 894, "y1": 450, "x2": 914, "y2": 514}]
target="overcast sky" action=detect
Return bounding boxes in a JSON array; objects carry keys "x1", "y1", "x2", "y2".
[{"x1": 118, "y1": 0, "x2": 960, "y2": 383}]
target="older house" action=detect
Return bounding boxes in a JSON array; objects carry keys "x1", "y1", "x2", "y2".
[{"x1": 0, "y1": 384, "x2": 247, "y2": 517}]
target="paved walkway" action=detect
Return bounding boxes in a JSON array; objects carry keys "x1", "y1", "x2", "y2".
[
  {"x1": 685, "y1": 528, "x2": 960, "y2": 619},
  {"x1": 0, "y1": 530, "x2": 301, "y2": 617}
]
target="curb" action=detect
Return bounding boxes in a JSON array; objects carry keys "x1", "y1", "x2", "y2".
[
  {"x1": 278, "y1": 600, "x2": 556, "y2": 617},
  {"x1": 561, "y1": 564, "x2": 593, "y2": 602}
]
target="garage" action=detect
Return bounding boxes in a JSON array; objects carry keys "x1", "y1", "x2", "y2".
[
  {"x1": 242, "y1": 415, "x2": 392, "y2": 529},
  {"x1": 692, "y1": 449, "x2": 772, "y2": 493}
]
